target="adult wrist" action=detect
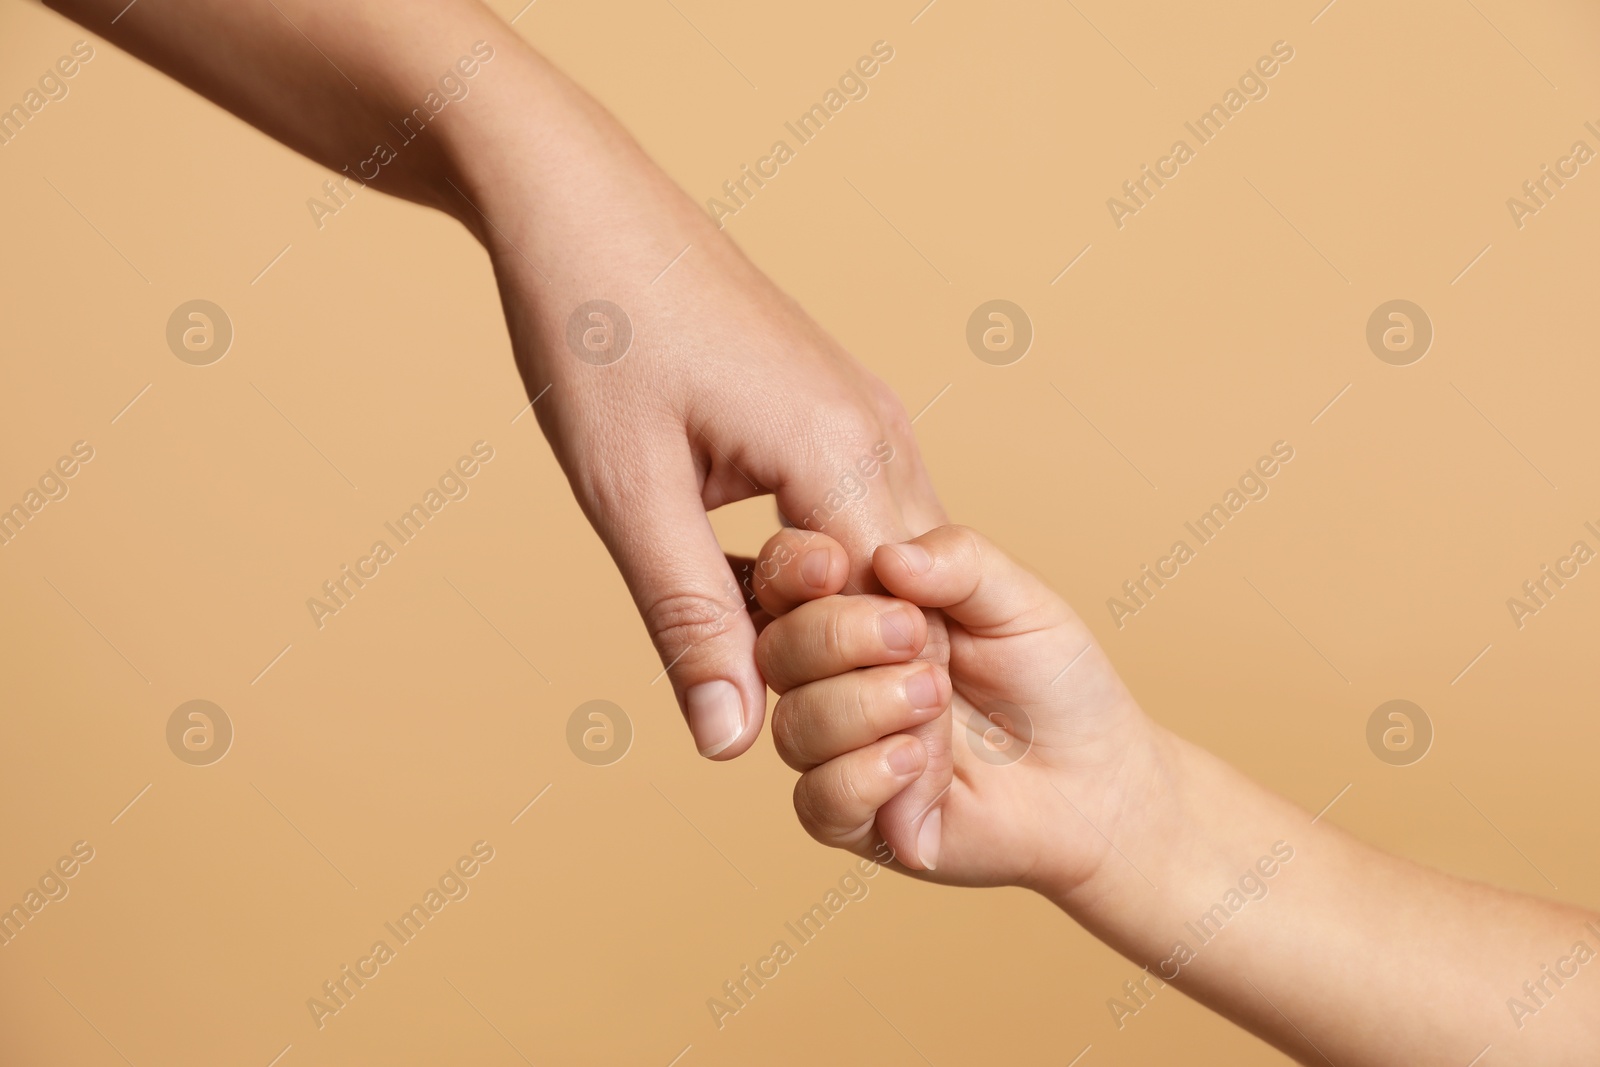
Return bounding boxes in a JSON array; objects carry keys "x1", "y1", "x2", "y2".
[
  {"x1": 432, "y1": 37, "x2": 728, "y2": 278},
  {"x1": 419, "y1": 36, "x2": 549, "y2": 243}
]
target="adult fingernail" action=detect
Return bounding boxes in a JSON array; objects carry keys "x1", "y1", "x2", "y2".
[
  {"x1": 880, "y1": 609, "x2": 917, "y2": 651},
  {"x1": 890, "y1": 543, "x2": 931, "y2": 576},
  {"x1": 905, "y1": 668, "x2": 940, "y2": 711},
  {"x1": 687, "y1": 680, "x2": 744, "y2": 757},
  {"x1": 801, "y1": 549, "x2": 830, "y2": 589},
  {"x1": 917, "y1": 808, "x2": 942, "y2": 871},
  {"x1": 887, "y1": 740, "x2": 921, "y2": 776}
]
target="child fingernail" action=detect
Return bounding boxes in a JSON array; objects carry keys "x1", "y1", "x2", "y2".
[
  {"x1": 887, "y1": 741, "x2": 922, "y2": 776},
  {"x1": 890, "y1": 543, "x2": 931, "y2": 576},
  {"x1": 880, "y1": 609, "x2": 917, "y2": 651},
  {"x1": 917, "y1": 809, "x2": 942, "y2": 871},
  {"x1": 905, "y1": 668, "x2": 940, "y2": 711},
  {"x1": 800, "y1": 548, "x2": 830, "y2": 588},
  {"x1": 687, "y1": 680, "x2": 745, "y2": 757}
]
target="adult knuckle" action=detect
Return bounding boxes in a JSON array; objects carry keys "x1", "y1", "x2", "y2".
[
  {"x1": 803, "y1": 394, "x2": 874, "y2": 454},
  {"x1": 869, "y1": 381, "x2": 912, "y2": 438},
  {"x1": 643, "y1": 591, "x2": 739, "y2": 657}
]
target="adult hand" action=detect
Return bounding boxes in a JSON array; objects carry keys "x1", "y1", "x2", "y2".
[
  {"x1": 451, "y1": 52, "x2": 955, "y2": 866},
  {"x1": 48, "y1": 0, "x2": 954, "y2": 862},
  {"x1": 422, "y1": 37, "x2": 947, "y2": 764},
  {"x1": 463, "y1": 121, "x2": 951, "y2": 758}
]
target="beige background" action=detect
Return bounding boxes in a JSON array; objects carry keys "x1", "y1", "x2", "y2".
[{"x1": 3, "y1": 0, "x2": 1599, "y2": 1063}]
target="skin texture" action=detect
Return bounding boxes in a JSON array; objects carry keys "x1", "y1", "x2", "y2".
[
  {"x1": 48, "y1": 7, "x2": 1597, "y2": 1056},
  {"x1": 45, "y1": 0, "x2": 952, "y2": 865},
  {"x1": 752, "y1": 524, "x2": 1600, "y2": 1067}
]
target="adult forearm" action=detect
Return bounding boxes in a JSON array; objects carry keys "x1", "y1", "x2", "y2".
[
  {"x1": 47, "y1": 0, "x2": 754, "y2": 307},
  {"x1": 45, "y1": 0, "x2": 529, "y2": 221},
  {"x1": 1054, "y1": 728, "x2": 1600, "y2": 1065}
]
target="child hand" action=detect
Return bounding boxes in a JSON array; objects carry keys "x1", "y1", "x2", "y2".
[{"x1": 751, "y1": 524, "x2": 1162, "y2": 893}]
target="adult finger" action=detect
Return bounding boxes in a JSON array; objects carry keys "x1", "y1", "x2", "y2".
[{"x1": 587, "y1": 443, "x2": 768, "y2": 761}]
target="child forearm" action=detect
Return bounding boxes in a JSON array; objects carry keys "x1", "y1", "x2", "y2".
[{"x1": 1049, "y1": 728, "x2": 1600, "y2": 1066}]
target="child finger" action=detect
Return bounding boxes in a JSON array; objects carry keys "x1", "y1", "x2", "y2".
[
  {"x1": 792, "y1": 735, "x2": 928, "y2": 851},
  {"x1": 755, "y1": 594, "x2": 926, "y2": 694},
  {"x1": 872, "y1": 524, "x2": 1069, "y2": 637},
  {"x1": 749, "y1": 528, "x2": 849, "y2": 618},
  {"x1": 772, "y1": 662, "x2": 950, "y2": 771}
]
